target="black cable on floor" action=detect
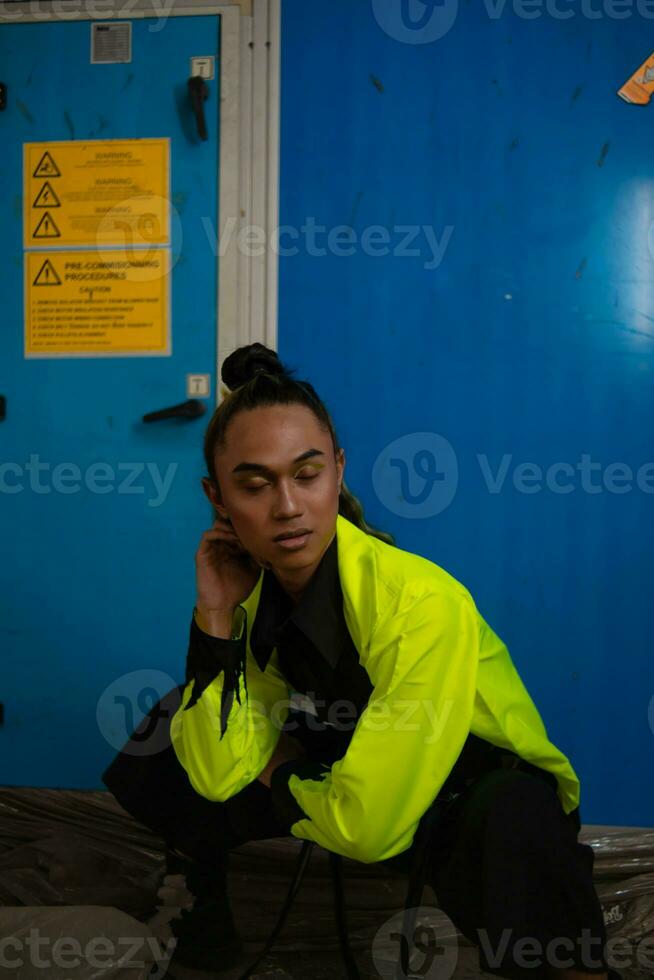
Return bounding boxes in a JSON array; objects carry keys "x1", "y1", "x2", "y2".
[
  {"x1": 329, "y1": 851, "x2": 361, "y2": 980},
  {"x1": 235, "y1": 839, "x2": 315, "y2": 980}
]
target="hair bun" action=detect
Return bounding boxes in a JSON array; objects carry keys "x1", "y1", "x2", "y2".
[{"x1": 221, "y1": 343, "x2": 288, "y2": 391}]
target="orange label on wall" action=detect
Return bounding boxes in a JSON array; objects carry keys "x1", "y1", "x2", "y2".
[
  {"x1": 25, "y1": 249, "x2": 171, "y2": 357},
  {"x1": 618, "y1": 51, "x2": 654, "y2": 105},
  {"x1": 23, "y1": 139, "x2": 170, "y2": 248}
]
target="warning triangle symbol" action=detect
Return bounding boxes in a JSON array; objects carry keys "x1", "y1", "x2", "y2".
[
  {"x1": 32, "y1": 151, "x2": 61, "y2": 178},
  {"x1": 33, "y1": 182, "x2": 61, "y2": 208},
  {"x1": 33, "y1": 211, "x2": 61, "y2": 239},
  {"x1": 33, "y1": 259, "x2": 62, "y2": 287}
]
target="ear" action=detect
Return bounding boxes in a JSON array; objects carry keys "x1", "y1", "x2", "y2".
[{"x1": 201, "y1": 477, "x2": 229, "y2": 519}]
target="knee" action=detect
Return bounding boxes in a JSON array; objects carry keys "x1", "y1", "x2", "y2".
[{"x1": 482, "y1": 769, "x2": 570, "y2": 855}]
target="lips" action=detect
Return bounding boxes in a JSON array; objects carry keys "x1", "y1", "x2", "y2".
[{"x1": 274, "y1": 528, "x2": 312, "y2": 542}]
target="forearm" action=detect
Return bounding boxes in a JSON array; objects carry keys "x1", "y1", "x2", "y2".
[
  {"x1": 257, "y1": 754, "x2": 282, "y2": 788},
  {"x1": 257, "y1": 732, "x2": 307, "y2": 788}
]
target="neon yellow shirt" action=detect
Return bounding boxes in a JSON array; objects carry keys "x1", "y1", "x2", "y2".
[{"x1": 170, "y1": 513, "x2": 580, "y2": 863}]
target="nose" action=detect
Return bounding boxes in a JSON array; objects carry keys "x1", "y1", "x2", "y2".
[{"x1": 272, "y1": 477, "x2": 303, "y2": 519}]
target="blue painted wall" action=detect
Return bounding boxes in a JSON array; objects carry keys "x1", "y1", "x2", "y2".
[{"x1": 278, "y1": 1, "x2": 654, "y2": 826}]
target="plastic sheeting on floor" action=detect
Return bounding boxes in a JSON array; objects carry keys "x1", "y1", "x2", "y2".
[
  {"x1": 0, "y1": 788, "x2": 652, "y2": 979},
  {"x1": 0, "y1": 905, "x2": 170, "y2": 979}
]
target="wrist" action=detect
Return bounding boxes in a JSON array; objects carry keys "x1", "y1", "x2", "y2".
[{"x1": 194, "y1": 604, "x2": 237, "y2": 639}]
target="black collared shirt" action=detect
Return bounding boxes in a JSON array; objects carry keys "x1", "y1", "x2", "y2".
[{"x1": 248, "y1": 533, "x2": 374, "y2": 724}]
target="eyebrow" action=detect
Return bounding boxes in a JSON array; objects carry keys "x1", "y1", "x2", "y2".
[{"x1": 231, "y1": 449, "x2": 326, "y2": 477}]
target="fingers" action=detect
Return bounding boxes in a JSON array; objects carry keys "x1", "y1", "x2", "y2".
[
  {"x1": 199, "y1": 521, "x2": 238, "y2": 545},
  {"x1": 197, "y1": 521, "x2": 253, "y2": 567}
]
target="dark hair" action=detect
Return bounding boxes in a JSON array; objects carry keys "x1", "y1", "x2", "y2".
[{"x1": 203, "y1": 343, "x2": 395, "y2": 546}]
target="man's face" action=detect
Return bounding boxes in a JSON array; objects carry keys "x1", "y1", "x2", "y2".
[{"x1": 209, "y1": 403, "x2": 345, "y2": 578}]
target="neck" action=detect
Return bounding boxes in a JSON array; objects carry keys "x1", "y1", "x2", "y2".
[
  {"x1": 272, "y1": 530, "x2": 335, "y2": 604},
  {"x1": 273, "y1": 562, "x2": 316, "y2": 605}
]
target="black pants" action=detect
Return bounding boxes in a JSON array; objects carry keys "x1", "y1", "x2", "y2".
[{"x1": 102, "y1": 686, "x2": 613, "y2": 980}]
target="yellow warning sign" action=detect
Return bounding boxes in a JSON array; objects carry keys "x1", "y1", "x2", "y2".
[
  {"x1": 33, "y1": 182, "x2": 61, "y2": 209},
  {"x1": 32, "y1": 259, "x2": 62, "y2": 286},
  {"x1": 25, "y1": 249, "x2": 171, "y2": 357},
  {"x1": 24, "y1": 139, "x2": 170, "y2": 248},
  {"x1": 32, "y1": 151, "x2": 61, "y2": 178},
  {"x1": 33, "y1": 211, "x2": 61, "y2": 239}
]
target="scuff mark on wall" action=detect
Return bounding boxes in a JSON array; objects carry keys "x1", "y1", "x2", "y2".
[
  {"x1": 369, "y1": 74, "x2": 384, "y2": 94},
  {"x1": 349, "y1": 190, "x2": 364, "y2": 226},
  {"x1": 16, "y1": 100, "x2": 34, "y2": 124},
  {"x1": 597, "y1": 142, "x2": 610, "y2": 168},
  {"x1": 88, "y1": 115, "x2": 110, "y2": 140}
]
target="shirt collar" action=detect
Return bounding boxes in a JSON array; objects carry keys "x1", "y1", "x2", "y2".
[{"x1": 249, "y1": 533, "x2": 350, "y2": 673}]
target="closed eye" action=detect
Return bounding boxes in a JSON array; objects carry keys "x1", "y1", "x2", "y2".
[{"x1": 243, "y1": 473, "x2": 320, "y2": 493}]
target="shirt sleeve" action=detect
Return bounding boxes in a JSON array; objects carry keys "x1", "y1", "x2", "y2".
[
  {"x1": 182, "y1": 608, "x2": 248, "y2": 732},
  {"x1": 169, "y1": 606, "x2": 292, "y2": 802},
  {"x1": 278, "y1": 583, "x2": 480, "y2": 863}
]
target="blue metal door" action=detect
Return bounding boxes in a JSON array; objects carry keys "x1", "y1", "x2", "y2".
[
  {"x1": 278, "y1": 3, "x2": 654, "y2": 825},
  {"x1": 0, "y1": 16, "x2": 221, "y2": 786}
]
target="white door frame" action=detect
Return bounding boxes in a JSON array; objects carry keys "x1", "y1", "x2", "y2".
[{"x1": 0, "y1": 0, "x2": 280, "y2": 399}]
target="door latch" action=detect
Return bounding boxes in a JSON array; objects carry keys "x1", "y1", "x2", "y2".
[
  {"x1": 0, "y1": 85, "x2": 7, "y2": 112},
  {"x1": 142, "y1": 398, "x2": 206, "y2": 423},
  {"x1": 188, "y1": 76, "x2": 209, "y2": 141}
]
